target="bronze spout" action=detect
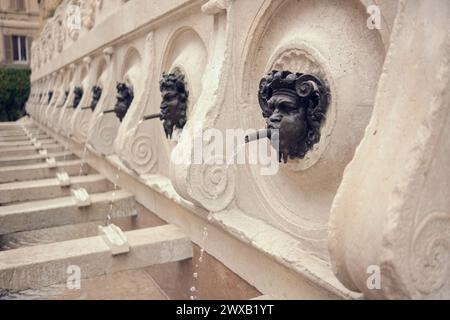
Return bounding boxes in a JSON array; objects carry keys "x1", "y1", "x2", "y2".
[
  {"x1": 103, "y1": 108, "x2": 116, "y2": 114},
  {"x1": 143, "y1": 113, "x2": 161, "y2": 121}
]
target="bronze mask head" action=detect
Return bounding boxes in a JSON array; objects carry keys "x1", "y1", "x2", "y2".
[
  {"x1": 48, "y1": 91, "x2": 54, "y2": 105},
  {"x1": 89, "y1": 85, "x2": 102, "y2": 112},
  {"x1": 63, "y1": 90, "x2": 69, "y2": 105},
  {"x1": 72, "y1": 86, "x2": 84, "y2": 109},
  {"x1": 258, "y1": 70, "x2": 329, "y2": 163},
  {"x1": 114, "y1": 82, "x2": 134, "y2": 122},
  {"x1": 159, "y1": 72, "x2": 189, "y2": 139}
]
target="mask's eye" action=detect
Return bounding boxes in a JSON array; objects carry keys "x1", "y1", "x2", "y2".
[
  {"x1": 267, "y1": 100, "x2": 276, "y2": 110},
  {"x1": 279, "y1": 101, "x2": 298, "y2": 111}
]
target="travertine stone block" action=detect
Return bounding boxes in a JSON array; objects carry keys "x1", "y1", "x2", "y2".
[
  {"x1": 0, "y1": 225, "x2": 192, "y2": 291},
  {"x1": 0, "y1": 190, "x2": 136, "y2": 235},
  {"x1": 98, "y1": 224, "x2": 130, "y2": 256}
]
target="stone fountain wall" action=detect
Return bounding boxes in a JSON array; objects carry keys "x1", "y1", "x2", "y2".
[{"x1": 25, "y1": 0, "x2": 450, "y2": 299}]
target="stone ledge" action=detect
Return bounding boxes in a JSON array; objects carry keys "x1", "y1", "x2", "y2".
[
  {"x1": 0, "y1": 159, "x2": 92, "y2": 183},
  {"x1": 0, "y1": 225, "x2": 192, "y2": 291},
  {"x1": 0, "y1": 151, "x2": 75, "y2": 167},
  {"x1": 0, "y1": 190, "x2": 136, "y2": 235},
  {"x1": 0, "y1": 174, "x2": 110, "y2": 204}
]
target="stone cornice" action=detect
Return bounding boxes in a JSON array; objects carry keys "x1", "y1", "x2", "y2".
[{"x1": 31, "y1": 0, "x2": 206, "y2": 82}]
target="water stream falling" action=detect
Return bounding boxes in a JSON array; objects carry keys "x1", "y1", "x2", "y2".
[
  {"x1": 76, "y1": 108, "x2": 106, "y2": 176},
  {"x1": 62, "y1": 132, "x2": 70, "y2": 162},
  {"x1": 78, "y1": 143, "x2": 88, "y2": 177},
  {"x1": 188, "y1": 138, "x2": 251, "y2": 300},
  {"x1": 187, "y1": 131, "x2": 273, "y2": 300},
  {"x1": 189, "y1": 218, "x2": 210, "y2": 300},
  {"x1": 106, "y1": 165, "x2": 121, "y2": 226}
]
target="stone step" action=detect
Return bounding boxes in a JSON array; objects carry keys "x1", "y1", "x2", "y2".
[
  {"x1": 0, "y1": 138, "x2": 55, "y2": 148},
  {"x1": 0, "y1": 225, "x2": 192, "y2": 291},
  {"x1": 0, "y1": 151, "x2": 77, "y2": 167},
  {"x1": 0, "y1": 140, "x2": 33, "y2": 147},
  {"x1": 0, "y1": 132, "x2": 27, "y2": 138},
  {"x1": 0, "y1": 174, "x2": 112, "y2": 205},
  {"x1": 0, "y1": 135, "x2": 48, "y2": 142},
  {"x1": 0, "y1": 128, "x2": 29, "y2": 133},
  {"x1": 0, "y1": 189, "x2": 136, "y2": 235},
  {"x1": 0, "y1": 129, "x2": 37, "y2": 135},
  {"x1": 0, "y1": 136, "x2": 28, "y2": 142},
  {"x1": 0, "y1": 144, "x2": 65, "y2": 157},
  {"x1": 0, "y1": 126, "x2": 22, "y2": 131},
  {"x1": 0, "y1": 133, "x2": 26, "y2": 138},
  {"x1": 0, "y1": 123, "x2": 33, "y2": 128},
  {"x1": 0, "y1": 160, "x2": 93, "y2": 184}
]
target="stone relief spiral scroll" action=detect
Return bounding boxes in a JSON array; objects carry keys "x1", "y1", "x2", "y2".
[
  {"x1": 410, "y1": 212, "x2": 450, "y2": 296},
  {"x1": 97, "y1": 122, "x2": 117, "y2": 150},
  {"x1": 79, "y1": 114, "x2": 91, "y2": 141},
  {"x1": 118, "y1": 32, "x2": 157, "y2": 174},
  {"x1": 124, "y1": 126, "x2": 157, "y2": 174},
  {"x1": 187, "y1": 154, "x2": 236, "y2": 212}
]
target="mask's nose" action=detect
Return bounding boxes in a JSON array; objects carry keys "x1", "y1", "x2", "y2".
[{"x1": 269, "y1": 111, "x2": 282, "y2": 123}]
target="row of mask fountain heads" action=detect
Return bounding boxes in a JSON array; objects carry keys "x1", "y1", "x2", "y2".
[
  {"x1": 99, "y1": 69, "x2": 330, "y2": 162},
  {"x1": 50, "y1": 86, "x2": 95, "y2": 109},
  {"x1": 102, "y1": 71, "x2": 189, "y2": 140},
  {"x1": 43, "y1": 69, "x2": 330, "y2": 162},
  {"x1": 32, "y1": 90, "x2": 58, "y2": 106},
  {"x1": 54, "y1": 87, "x2": 83, "y2": 109},
  {"x1": 43, "y1": 71, "x2": 188, "y2": 140}
]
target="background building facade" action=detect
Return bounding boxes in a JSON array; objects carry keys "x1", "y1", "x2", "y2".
[
  {"x1": 0, "y1": 0, "x2": 41, "y2": 68},
  {"x1": 0, "y1": 0, "x2": 61, "y2": 68}
]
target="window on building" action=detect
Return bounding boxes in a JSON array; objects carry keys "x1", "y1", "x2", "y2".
[
  {"x1": 3, "y1": 35, "x2": 29, "y2": 63},
  {"x1": 9, "y1": 0, "x2": 26, "y2": 11}
]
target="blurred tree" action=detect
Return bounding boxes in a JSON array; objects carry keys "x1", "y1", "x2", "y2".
[{"x1": 0, "y1": 68, "x2": 30, "y2": 121}]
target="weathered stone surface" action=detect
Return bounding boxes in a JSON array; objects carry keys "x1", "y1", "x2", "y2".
[
  {"x1": 71, "y1": 188, "x2": 92, "y2": 207},
  {"x1": 0, "y1": 140, "x2": 33, "y2": 147},
  {"x1": 0, "y1": 160, "x2": 92, "y2": 183},
  {"x1": 0, "y1": 190, "x2": 136, "y2": 235},
  {"x1": 0, "y1": 174, "x2": 111, "y2": 204},
  {"x1": 329, "y1": 0, "x2": 450, "y2": 299},
  {"x1": 0, "y1": 138, "x2": 55, "y2": 148},
  {"x1": 0, "y1": 151, "x2": 76, "y2": 167},
  {"x1": 0, "y1": 134, "x2": 48, "y2": 142},
  {"x1": 0, "y1": 144, "x2": 65, "y2": 157},
  {"x1": 98, "y1": 224, "x2": 130, "y2": 256},
  {"x1": 0, "y1": 225, "x2": 192, "y2": 291}
]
